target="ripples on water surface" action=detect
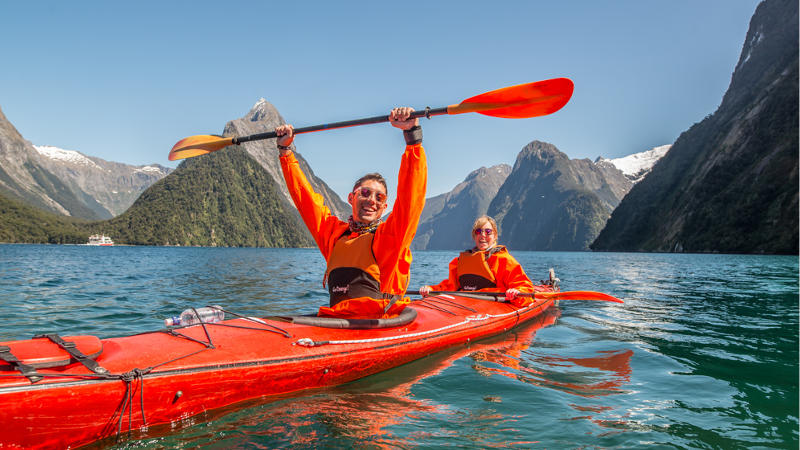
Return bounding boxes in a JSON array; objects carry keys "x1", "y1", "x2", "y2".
[{"x1": 1, "y1": 245, "x2": 797, "y2": 448}]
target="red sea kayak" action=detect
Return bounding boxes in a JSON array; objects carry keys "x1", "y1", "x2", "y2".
[{"x1": 0, "y1": 289, "x2": 564, "y2": 449}]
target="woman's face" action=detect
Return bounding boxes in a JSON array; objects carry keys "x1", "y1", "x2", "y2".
[{"x1": 472, "y1": 220, "x2": 497, "y2": 251}]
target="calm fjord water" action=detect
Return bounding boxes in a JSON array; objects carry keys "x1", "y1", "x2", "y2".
[{"x1": 1, "y1": 245, "x2": 797, "y2": 448}]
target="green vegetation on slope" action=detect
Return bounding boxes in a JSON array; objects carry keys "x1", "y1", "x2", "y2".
[
  {"x1": 0, "y1": 190, "x2": 88, "y2": 244},
  {"x1": 102, "y1": 146, "x2": 313, "y2": 247},
  {"x1": 0, "y1": 147, "x2": 314, "y2": 248}
]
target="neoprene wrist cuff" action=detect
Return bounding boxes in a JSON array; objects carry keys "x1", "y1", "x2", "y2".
[
  {"x1": 403, "y1": 125, "x2": 422, "y2": 145},
  {"x1": 277, "y1": 144, "x2": 295, "y2": 151}
]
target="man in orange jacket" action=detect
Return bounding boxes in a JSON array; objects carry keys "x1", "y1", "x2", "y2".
[{"x1": 276, "y1": 107, "x2": 426, "y2": 318}]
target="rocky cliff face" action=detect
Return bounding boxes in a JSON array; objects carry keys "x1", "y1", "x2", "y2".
[
  {"x1": 412, "y1": 164, "x2": 511, "y2": 250},
  {"x1": 488, "y1": 141, "x2": 632, "y2": 251},
  {"x1": 223, "y1": 99, "x2": 349, "y2": 219},
  {"x1": 0, "y1": 107, "x2": 102, "y2": 219},
  {"x1": 34, "y1": 145, "x2": 171, "y2": 218},
  {"x1": 592, "y1": 0, "x2": 798, "y2": 254}
]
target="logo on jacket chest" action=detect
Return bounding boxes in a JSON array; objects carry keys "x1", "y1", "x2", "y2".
[{"x1": 331, "y1": 285, "x2": 349, "y2": 294}]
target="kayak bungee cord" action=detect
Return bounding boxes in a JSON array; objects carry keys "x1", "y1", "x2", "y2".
[
  {"x1": 214, "y1": 306, "x2": 292, "y2": 337},
  {"x1": 413, "y1": 299, "x2": 458, "y2": 315},
  {"x1": 416, "y1": 296, "x2": 479, "y2": 313}
]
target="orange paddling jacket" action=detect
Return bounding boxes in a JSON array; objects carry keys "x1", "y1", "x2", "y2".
[
  {"x1": 429, "y1": 245, "x2": 535, "y2": 293},
  {"x1": 280, "y1": 144, "x2": 427, "y2": 317}
]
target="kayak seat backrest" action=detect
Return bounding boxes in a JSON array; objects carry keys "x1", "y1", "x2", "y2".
[{"x1": 287, "y1": 307, "x2": 417, "y2": 329}]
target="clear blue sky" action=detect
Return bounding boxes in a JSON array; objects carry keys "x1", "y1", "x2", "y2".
[{"x1": 1, "y1": 0, "x2": 760, "y2": 200}]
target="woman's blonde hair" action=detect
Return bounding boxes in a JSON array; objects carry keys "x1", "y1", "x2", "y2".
[{"x1": 471, "y1": 215, "x2": 499, "y2": 239}]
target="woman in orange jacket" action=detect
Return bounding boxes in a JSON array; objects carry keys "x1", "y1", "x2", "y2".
[{"x1": 419, "y1": 216, "x2": 535, "y2": 306}]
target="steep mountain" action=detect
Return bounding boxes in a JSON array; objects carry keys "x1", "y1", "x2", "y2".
[
  {"x1": 0, "y1": 106, "x2": 102, "y2": 220},
  {"x1": 0, "y1": 98, "x2": 344, "y2": 247},
  {"x1": 101, "y1": 146, "x2": 314, "y2": 247},
  {"x1": 223, "y1": 99, "x2": 349, "y2": 219},
  {"x1": 596, "y1": 145, "x2": 671, "y2": 183},
  {"x1": 412, "y1": 164, "x2": 511, "y2": 250},
  {"x1": 592, "y1": 0, "x2": 798, "y2": 254},
  {"x1": 34, "y1": 145, "x2": 171, "y2": 218},
  {"x1": 487, "y1": 141, "x2": 632, "y2": 251}
]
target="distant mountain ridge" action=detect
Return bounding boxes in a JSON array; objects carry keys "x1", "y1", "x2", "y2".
[
  {"x1": 592, "y1": 0, "x2": 798, "y2": 254},
  {"x1": 0, "y1": 106, "x2": 102, "y2": 219},
  {"x1": 102, "y1": 146, "x2": 314, "y2": 247},
  {"x1": 0, "y1": 98, "x2": 348, "y2": 247},
  {"x1": 413, "y1": 141, "x2": 670, "y2": 251},
  {"x1": 94, "y1": 98, "x2": 348, "y2": 247},
  {"x1": 34, "y1": 145, "x2": 172, "y2": 218},
  {"x1": 413, "y1": 164, "x2": 511, "y2": 250},
  {"x1": 0, "y1": 104, "x2": 170, "y2": 221},
  {"x1": 487, "y1": 141, "x2": 632, "y2": 251}
]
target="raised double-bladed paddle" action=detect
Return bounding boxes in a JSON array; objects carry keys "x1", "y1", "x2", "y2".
[
  {"x1": 407, "y1": 290, "x2": 623, "y2": 303},
  {"x1": 169, "y1": 77, "x2": 574, "y2": 161}
]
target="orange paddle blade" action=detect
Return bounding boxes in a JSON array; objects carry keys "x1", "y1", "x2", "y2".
[
  {"x1": 447, "y1": 78, "x2": 574, "y2": 118},
  {"x1": 535, "y1": 290, "x2": 623, "y2": 303},
  {"x1": 168, "y1": 135, "x2": 235, "y2": 161}
]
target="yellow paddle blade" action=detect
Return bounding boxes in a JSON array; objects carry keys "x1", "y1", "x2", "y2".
[
  {"x1": 168, "y1": 135, "x2": 235, "y2": 161},
  {"x1": 447, "y1": 78, "x2": 574, "y2": 118}
]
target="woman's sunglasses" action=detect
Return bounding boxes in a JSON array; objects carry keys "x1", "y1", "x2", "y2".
[
  {"x1": 354, "y1": 187, "x2": 387, "y2": 203},
  {"x1": 473, "y1": 228, "x2": 494, "y2": 236}
]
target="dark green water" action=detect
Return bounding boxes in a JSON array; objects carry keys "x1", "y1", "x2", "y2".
[{"x1": 1, "y1": 245, "x2": 797, "y2": 448}]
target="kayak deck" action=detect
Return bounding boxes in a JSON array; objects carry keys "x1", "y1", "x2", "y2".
[{"x1": 0, "y1": 293, "x2": 555, "y2": 449}]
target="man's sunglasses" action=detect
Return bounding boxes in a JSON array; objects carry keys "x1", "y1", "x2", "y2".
[
  {"x1": 474, "y1": 228, "x2": 494, "y2": 236},
  {"x1": 354, "y1": 187, "x2": 387, "y2": 203}
]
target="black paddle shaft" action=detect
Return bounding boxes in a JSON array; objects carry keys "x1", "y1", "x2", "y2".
[{"x1": 232, "y1": 107, "x2": 449, "y2": 145}]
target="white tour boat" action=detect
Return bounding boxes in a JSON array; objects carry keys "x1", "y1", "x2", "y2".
[{"x1": 86, "y1": 234, "x2": 114, "y2": 246}]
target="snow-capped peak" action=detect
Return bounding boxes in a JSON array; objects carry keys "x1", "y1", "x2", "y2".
[
  {"x1": 134, "y1": 166, "x2": 165, "y2": 174},
  {"x1": 248, "y1": 98, "x2": 277, "y2": 122},
  {"x1": 599, "y1": 145, "x2": 670, "y2": 183},
  {"x1": 252, "y1": 98, "x2": 268, "y2": 109},
  {"x1": 34, "y1": 145, "x2": 101, "y2": 170}
]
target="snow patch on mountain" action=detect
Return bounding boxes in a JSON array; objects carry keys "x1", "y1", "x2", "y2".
[
  {"x1": 135, "y1": 166, "x2": 167, "y2": 174},
  {"x1": 598, "y1": 145, "x2": 670, "y2": 183},
  {"x1": 34, "y1": 145, "x2": 102, "y2": 170}
]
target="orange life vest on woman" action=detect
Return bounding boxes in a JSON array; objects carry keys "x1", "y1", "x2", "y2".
[{"x1": 456, "y1": 245, "x2": 506, "y2": 291}]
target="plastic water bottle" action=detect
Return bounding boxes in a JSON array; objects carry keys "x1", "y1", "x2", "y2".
[{"x1": 164, "y1": 305, "x2": 224, "y2": 327}]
